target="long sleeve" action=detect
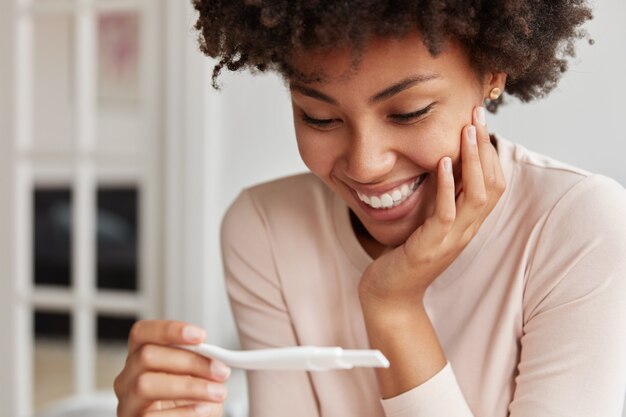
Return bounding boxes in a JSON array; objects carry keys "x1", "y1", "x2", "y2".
[
  {"x1": 510, "y1": 175, "x2": 626, "y2": 416},
  {"x1": 381, "y1": 363, "x2": 473, "y2": 416},
  {"x1": 221, "y1": 190, "x2": 320, "y2": 417}
]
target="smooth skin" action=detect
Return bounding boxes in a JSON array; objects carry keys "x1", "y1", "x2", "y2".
[
  {"x1": 114, "y1": 30, "x2": 506, "y2": 415},
  {"x1": 114, "y1": 321, "x2": 231, "y2": 417}
]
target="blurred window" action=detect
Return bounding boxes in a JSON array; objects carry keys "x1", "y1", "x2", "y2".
[
  {"x1": 34, "y1": 189, "x2": 72, "y2": 287},
  {"x1": 97, "y1": 187, "x2": 138, "y2": 291}
]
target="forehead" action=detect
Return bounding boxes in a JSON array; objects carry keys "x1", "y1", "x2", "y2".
[{"x1": 289, "y1": 31, "x2": 472, "y2": 90}]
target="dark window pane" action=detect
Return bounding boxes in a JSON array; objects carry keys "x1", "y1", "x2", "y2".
[
  {"x1": 97, "y1": 315, "x2": 136, "y2": 342},
  {"x1": 97, "y1": 187, "x2": 138, "y2": 290},
  {"x1": 34, "y1": 189, "x2": 72, "y2": 287},
  {"x1": 34, "y1": 311, "x2": 71, "y2": 340}
]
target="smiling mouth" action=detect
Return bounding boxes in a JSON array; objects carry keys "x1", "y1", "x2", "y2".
[{"x1": 355, "y1": 173, "x2": 429, "y2": 209}]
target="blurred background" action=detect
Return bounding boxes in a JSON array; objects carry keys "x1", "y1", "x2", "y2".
[{"x1": 0, "y1": 1, "x2": 624, "y2": 417}]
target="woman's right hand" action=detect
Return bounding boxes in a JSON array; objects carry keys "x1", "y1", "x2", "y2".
[{"x1": 114, "y1": 320, "x2": 231, "y2": 417}]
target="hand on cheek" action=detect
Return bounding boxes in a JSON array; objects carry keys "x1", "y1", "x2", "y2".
[{"x1": 360, "y1": 106, "x2": 506, "y2": 306}]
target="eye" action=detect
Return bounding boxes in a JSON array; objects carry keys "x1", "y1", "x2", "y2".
[
  {"x1": 389, "y1": 102, "x2": 436, "y2": 124},
  {"x1": 301, "y1": 113, "x2": 341, "y2": 130}
]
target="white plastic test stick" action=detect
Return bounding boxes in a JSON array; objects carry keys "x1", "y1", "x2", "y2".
[{"x1": 179, "y1": 344, "x2": 390, "y2": 371}]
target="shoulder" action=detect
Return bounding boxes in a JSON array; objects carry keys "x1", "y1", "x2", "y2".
[
  {"x1": 522, "y1": 173, "x2": 626, "y2": 321},
  {"x1": 496, "y1": 137, "x2": 624, "y2": 230},
  {"x1": 493, "y1": 138, "x2": 626, "y2": 318},
  {"x1": 535, "y1": 173, "x2": 626, "y2": 255},
  {"x1": 500, "y1": 137, "x2": 590, "y2": 201},
  {"x1": 221, "y1": 172, "x2": 332, "y2": 245}
]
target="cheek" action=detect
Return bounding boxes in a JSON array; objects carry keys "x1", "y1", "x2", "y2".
[
  {"x1": 295, "y1": 128, "x2": 337, "y2": 177},
  {"x1": 401, "y1": 120, "x2": 464, "y2": 171}
]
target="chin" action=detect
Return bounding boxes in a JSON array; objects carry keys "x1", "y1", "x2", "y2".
[{"x1": 367, "y1": 225, "x2": 415, "y2": 248}]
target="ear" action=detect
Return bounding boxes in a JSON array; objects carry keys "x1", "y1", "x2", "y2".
[{"x1": 482, "y1": 72, "x2": 508, "y2": 99}]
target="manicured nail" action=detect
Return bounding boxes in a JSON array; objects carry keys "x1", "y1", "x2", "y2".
[
  {"x1": 183, "y1": 325, "x2": 206, "y2": 342},
  {"x1": 195, "y1": 403, "x2": 213, "y2": 416},
  {"x1": 211, "y1": 360, "x2": 232, "y2": 380},
  {"x1": 207, "y1": 384, "x2": 227, "y2": 401},
  {"x1": 468, "y1": 126, "x2": 477, "y2": 145},
  {"x1": 476, "y1": 106, "x2": 486, "y2": 126},
  {"x1": 443, "y1": 157, "x2": 452, "y2": 173}
]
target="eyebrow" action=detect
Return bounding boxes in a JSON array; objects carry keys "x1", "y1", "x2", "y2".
[{"x1": 290, "y1": 73, "x2": 441, "y2": 105}]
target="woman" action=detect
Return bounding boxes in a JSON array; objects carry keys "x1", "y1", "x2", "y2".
[{"x1": 114, "y1": 1, "x2": 626, "y2": 416}]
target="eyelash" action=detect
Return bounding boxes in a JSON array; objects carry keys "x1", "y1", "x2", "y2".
[
  {"x1": 389, "y1": 103, "x2": 436, "y2": 123},
  {"x1": 301, "y1": 103, "x2": 436, "y2": 128},
  {"x1": 301, "y1": 113, "x2": 336, "y2": 127}
]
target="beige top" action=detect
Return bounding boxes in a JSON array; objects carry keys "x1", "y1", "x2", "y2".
[{"x1": 220, "y1": 137, "x2": 626, "y2": 417}]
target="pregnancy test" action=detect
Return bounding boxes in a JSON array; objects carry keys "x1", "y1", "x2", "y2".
[{"x1": 178, "y1": 344, "x2": 390, "y2": 371}]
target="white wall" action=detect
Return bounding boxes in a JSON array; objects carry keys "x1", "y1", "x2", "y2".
[
  {"x1": 0, "y1": 0, "x2": 18, "y2": 414},
  {"x1": 203, "y1": 72, "x2": 307, "y2": 348},
  {"x1": 489, "y1": 0, "x2": 626, "y2": 185}
]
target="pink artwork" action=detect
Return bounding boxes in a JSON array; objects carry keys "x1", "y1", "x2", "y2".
[{"x1": 98, "y1": 12, "x2": 139, "y2": 103}]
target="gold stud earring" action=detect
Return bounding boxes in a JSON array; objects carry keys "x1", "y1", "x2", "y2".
[{"x1": 489, "y1": 87, "x2": 502, "y2": 100}]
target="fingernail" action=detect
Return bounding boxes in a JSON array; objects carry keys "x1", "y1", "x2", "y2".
[
  {"x1": 183, "y1": 326, "x2": 206, "y2": 342},
  {"x1": 211, "y1": 360, "x2": 232, "y2": 380},
  {"x1": 468, "y1": 126, "x2": 477, "y2": 145},
  {"x1": 207, "y1": 384, "x2": 227, "y2": 401},
  {"x1": 195, "y1": 403, "x2": 213, "y2": 416},
  {"x1": 443, "y1": 157, "x2": 452, "y2": 173},
  {"x1": 476, "y1": 106, "x2": 486, "y2": 126}
]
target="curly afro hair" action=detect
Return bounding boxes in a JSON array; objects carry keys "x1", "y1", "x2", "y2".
[{"x1": 192, "y1": 0, "x2": 592, "y2": 112}]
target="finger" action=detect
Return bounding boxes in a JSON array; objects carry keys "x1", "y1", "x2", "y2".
[
  {"x1": 128, "y1": 320, "x2": 206, "y2": 354},
  {"x1": 136, "y1": 372, "x2": 227, "y2": 403},
  {"x1": 121, "y1": 372, "x2": 227, "y2": 416},
  {"x1": 144, "y1": 403, "x2": 223, "y2": 417},
  {"x1": 127, "y1": 344, "x2": 231, "y2": 383},
  {"x1": 454, "y1": 125, "x2": 488, "y2": 230},
  {"x1": 420, "y1": 156, "x2": 456, "y2": 245},
  {"x1": 474, "y1": 106, "x2": 506, "y2": 214},
  {"x1": 473, "y1": 107, "x2": 498, "y2": 194}
]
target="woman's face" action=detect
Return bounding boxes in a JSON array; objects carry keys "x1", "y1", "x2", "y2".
[{"x1": 290, "y1": 31, "x2": 495, "y2": 248}]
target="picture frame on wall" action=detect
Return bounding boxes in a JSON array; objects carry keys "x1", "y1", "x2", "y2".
[{"x1": 97, "y1": 11, "x2": 140, "y2": 104}]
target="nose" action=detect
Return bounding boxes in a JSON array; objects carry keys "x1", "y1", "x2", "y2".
[{"x1": 343, "y1": 129, "x2": 396, "y2": 184}]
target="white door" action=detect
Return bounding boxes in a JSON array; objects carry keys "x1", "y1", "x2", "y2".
[{"x1": 1, "y1": 0, "x2": 163, "y2": 416}]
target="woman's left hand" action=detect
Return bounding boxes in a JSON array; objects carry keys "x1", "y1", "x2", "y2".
[{"x1": 359, "y1": 106, "x2": 506, "y2": 309}]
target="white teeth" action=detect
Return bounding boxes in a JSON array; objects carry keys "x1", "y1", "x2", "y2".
[
  {"x1": 391, "y1": 190, "x2": 402, "y2": 202},
  {"x1": 381, "y1": 194, "x2": 394, "y2": 208},
  {"x1": 356, "y1": 174, "x2": 427, "y2": 210}
]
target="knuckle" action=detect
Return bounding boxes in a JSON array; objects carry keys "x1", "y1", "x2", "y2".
[
  {"x1": 137, "y1": 345, "x2": 157, "y2": 368},
  {"x1": 134, "y1": 373, "x2": 154, "y2": 398},
  {"x1": 113, "y1": 372, "x2": 125, "y2": 397},
  {"x1": 484, "y1": 173, "x2": 497, "y2": 188},
  {"x1": 469, "y1": 191, "x2": 488, "y2": 207},
  {"x1": 128, "y1": 320, "x2": 148, "y2": 340},
  {"x1": 497, "y1": 178, "x2": 507, "y2": 194},
  {"x1": 129, "y1": 321, "x2": 144, "y2": 342},
  {"x1": 418, "y1": 250, "x2": 436, "y2": 264},
  {"x1": 186, "y1": 378, "x2": 207, "y2": 398},
  {"x1": 466, "y1": 149, "x2": 481, "y2": 162},
  {"x1": 461, "y1": 229, "x2": 474, "y2": 246},
  {"x1": 479, "y1": 133, "x2": 491, "y2": 143},
  {"x1": 437, "y1": 210, "x2": 455, "y2": 226}
]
